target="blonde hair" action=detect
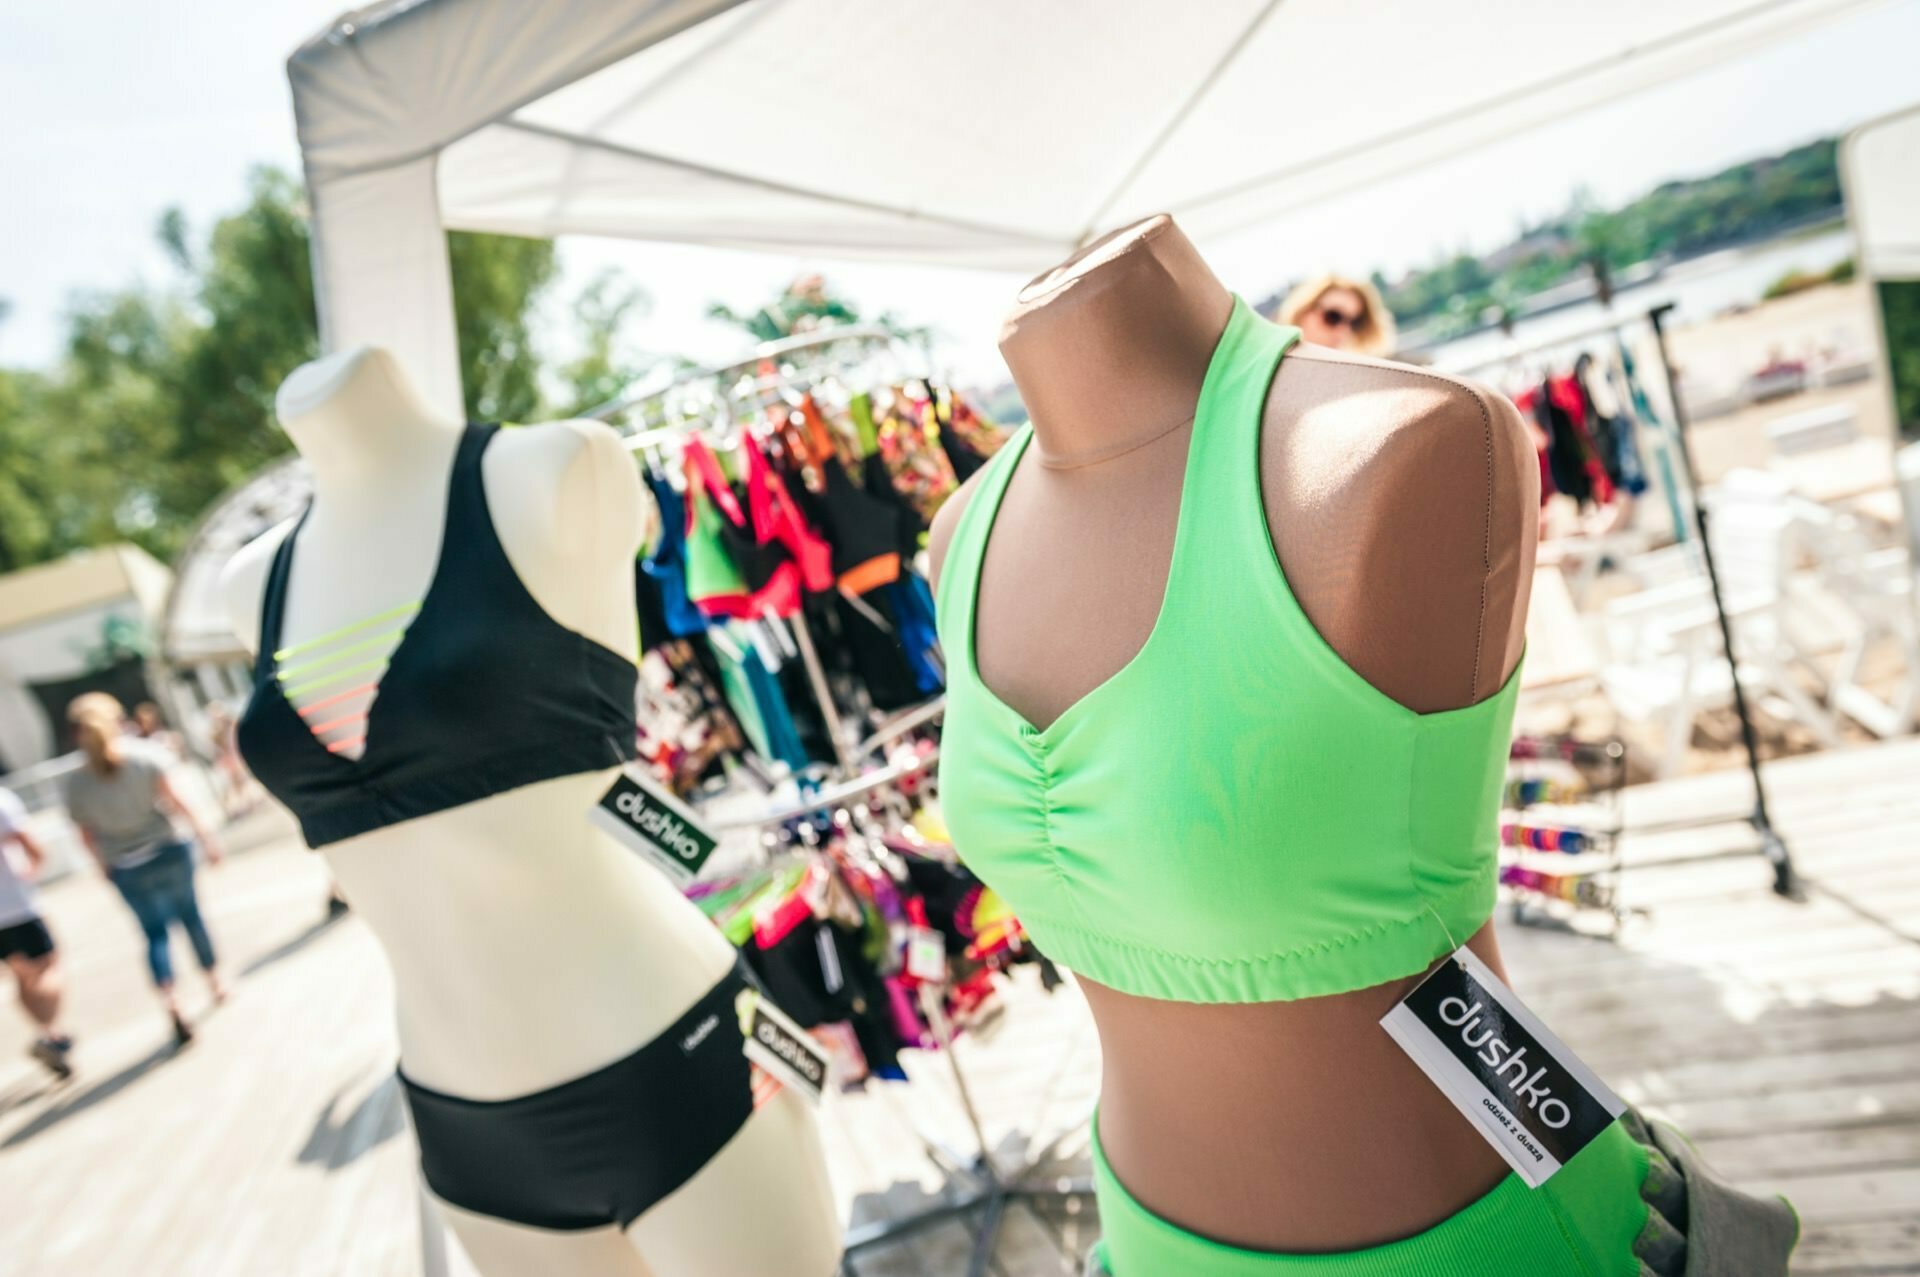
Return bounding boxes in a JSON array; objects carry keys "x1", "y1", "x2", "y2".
[
  {"x1": 1276, "y1": 273, "x2": 1398, "y2": 356},
  {"x1": 68, "y1": 692, "x2": 128, "y2": 773}
]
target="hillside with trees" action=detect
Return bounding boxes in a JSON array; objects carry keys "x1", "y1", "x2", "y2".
[{"x1": 1358, "y1": 137, "x2": 1843, "y2": 341}]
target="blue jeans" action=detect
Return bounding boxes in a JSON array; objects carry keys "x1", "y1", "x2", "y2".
[{"x1": 110, "y1": 840, "x2": 216, "y2": 987}]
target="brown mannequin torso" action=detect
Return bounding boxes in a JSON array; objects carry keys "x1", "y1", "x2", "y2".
[{"x1": 929, "y1": 216, "x2": 1539, "y2": 1251}]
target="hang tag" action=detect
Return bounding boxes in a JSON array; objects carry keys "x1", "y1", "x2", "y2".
[
  {"x1": 590, "y1": 767, "x2": 719, "y2": 884},
  {"x1": 906, "y1": 928, "x2": 947, "y2": 982},
  {"x1": 734, "y1": 987, "x2": 829, "y2": 1105},
  {"x1": 816, "y1": 925, "x2": 845, "y2": 996},
  {"x1": 1381, "y1": 946, "x2": 1623, "y2": 1188}
]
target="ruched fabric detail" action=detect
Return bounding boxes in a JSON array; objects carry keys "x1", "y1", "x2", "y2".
[{"x1": 936, "y1": 297, "x2": 1523, "y2": 1004}]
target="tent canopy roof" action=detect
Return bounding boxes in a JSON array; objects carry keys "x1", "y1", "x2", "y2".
[
  {"x1": 1847, "y1": 104, "x2": 1920, "y2": 280},
  {"x1": 294, "y1": 0, "x2": 1873, "y2": 266},
  {"x1": 286, "y1": 0, "x2": 1875, "y2": 411}
]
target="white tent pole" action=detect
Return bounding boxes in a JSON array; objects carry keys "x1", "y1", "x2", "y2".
[
  {"x1": 289, "y1": 0, "x2": 756, "y2": 410},
  {"x1": 303, "y1": 157, "x2": 465, "y2": 419}
]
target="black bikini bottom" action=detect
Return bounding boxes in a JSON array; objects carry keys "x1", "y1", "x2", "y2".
[{"x1": 400, "y1": 960, "x2": 757, "y2": 1231}]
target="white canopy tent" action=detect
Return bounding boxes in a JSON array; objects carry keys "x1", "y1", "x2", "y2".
[
  {"x1": 1843, "y1": 103, "x2": 1920, "y2": 557},
  {"x1": 1847, "y1": 104, "x2": 1920, "y2": 282},
  {"x1": 289, "y1": 0, "x2": 1885, "y2": 416}
]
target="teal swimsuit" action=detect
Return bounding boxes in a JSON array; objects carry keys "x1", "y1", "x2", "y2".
[{"x1": 935, "y1": 297, "x2": 1793, "y2": 1275}]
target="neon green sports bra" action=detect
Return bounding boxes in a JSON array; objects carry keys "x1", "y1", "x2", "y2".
[{"x1": 935, "y1": 296, "x2": 1523, "y2": 1003}]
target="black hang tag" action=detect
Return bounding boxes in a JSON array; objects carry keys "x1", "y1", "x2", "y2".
[
  {"x1": 589, "y1": 767, "x2": 719, "y2": 884},
  {"x1": 1382, "y1": 946, "x2": 1624, "y2": 1187},
  {"x1": 735, "y1": 987, "x2": 829, "y2": 1105}
]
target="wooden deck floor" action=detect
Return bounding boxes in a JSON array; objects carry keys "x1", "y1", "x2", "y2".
[{"x1": 1, "y1": 737, "x2": 1916, "y2": 1275}]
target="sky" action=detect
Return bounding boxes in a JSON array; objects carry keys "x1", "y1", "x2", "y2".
[{"x1": 4, "y1": 0, "x2": 1919, "y2": 388}]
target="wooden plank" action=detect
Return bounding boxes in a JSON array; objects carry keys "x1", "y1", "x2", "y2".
[
  {"x1": 1697, "y1": 1119, "x2": 1920, "y2": 1178},
  {"x1": 1748, "y1": 1165, "x2": 1920, "y2": 1224},
  {"x1": 1619, "y1": 1042, "x2": 1920, "y2": 1105},
  {"x1": 1647, "y1": 1079, "x2": 1920, "y2": 1140},
  {"x1": 1791, "y1": 1217, "x2": 1920, "y2": 1274},
  {"x1": 3, "y1": 736, "x2": 1918, "y2": 1276},
  {"x1": 1575, "y1": 1006, "x2": 1920, "y2": 1071}
]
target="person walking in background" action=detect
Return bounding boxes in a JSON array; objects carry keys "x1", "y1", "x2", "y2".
[
  {"x1": 63, "y1": 694, "x2": 229, "y2": 1045},
  {"x1": 0, "y1": 786, "x2": 73, "y2": 1078},
  {"x1": 203, "y1": 701, "x2": 261, "y2": 818},
  {"x1": 1276, "y1": 272, "x2": 1399, "y2": 356},
  {"x1": 131, "y1": 701, "x2": 185, "y2": 761}
]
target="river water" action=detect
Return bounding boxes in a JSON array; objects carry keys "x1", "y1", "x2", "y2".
[{"x1": 1425, "y1": 227, "x2": 1856, "y2": 375}]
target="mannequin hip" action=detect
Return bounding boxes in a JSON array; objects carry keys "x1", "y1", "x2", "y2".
[
  {"x1": 1078, "y1": 919, "x2": 1519, "y2": 1252},
  {"x1": 322, "y1": 769, "x2": 737, "y2": 1098}
]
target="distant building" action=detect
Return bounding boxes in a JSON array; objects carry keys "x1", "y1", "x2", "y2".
[{"x1": 0, "y1": 545, "x2": 172, "y2": 770}]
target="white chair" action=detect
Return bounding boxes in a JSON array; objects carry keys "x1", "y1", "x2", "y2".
[
  {"x1": 1596, "y1": 471, "x2": 1845, "y2": 777},
  {"x1": 1766, "y1": 403, "x2": 1858, "y2": 455},
  {"x1": 1812, "y1": 535, "x2": 1919, "y2": 738}
]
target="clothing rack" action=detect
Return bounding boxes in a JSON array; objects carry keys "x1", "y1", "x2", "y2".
[
  {"x1": 853, "y1": 696, "x2": 946, "y2": 763},
  {"x1": 603, "y1": 323, "x2": 933, "y2": 778},
  {"x1": 587, "y1": 324, "x2": 905, "y2": 426},
  {"x1": 605, "y1": 330, "x2": 1084, "y2": 1270},
  {"x1": 1452, "y1": 303, "x2": 1797, "y2": 898},
  {"x1": 718, "y1": 754, "x2": 1094, "y2": 1277},
  {"x1": 713, "y1": 749, "x2": 937, "y2": 831}
]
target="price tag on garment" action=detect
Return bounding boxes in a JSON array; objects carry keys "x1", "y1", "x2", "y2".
[
  {"x1": 1381, "y1": 945, "x2": 1623, "y2": 1188},
  {"x1": 589, "y1": 767, "x2": 719, "y2": 885},
  {"x1": 815, "y1": 925, "x2": 845, "y2": 996},
  {"x1": 734, "y1": 986, "x2": 830, "y2": 1106},
  {"x1": 906, "y1": 928, "x2": 947, "y2": 982}
]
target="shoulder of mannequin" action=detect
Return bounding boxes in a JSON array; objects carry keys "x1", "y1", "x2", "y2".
[
  {"x1": 492, "y1": 418, "x2": 645, "y2": 555},
  {"x1": 1277, "y1": 346, "x2": 1535, "y2": 493},
  {"x1": 218, "y1": 517, "x2": 297, "y2": 655},
  {"x1": 926, "y1": 466, "x2": 994, "y2": 591}
]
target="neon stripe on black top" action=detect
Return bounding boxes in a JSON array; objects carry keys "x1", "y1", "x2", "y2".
[{"x1": 237, "y1": 423, "x2": 638, "y2": 847}]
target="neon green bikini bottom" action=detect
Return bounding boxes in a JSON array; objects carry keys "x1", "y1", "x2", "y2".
[{"x1": 1089, "y1": 1114, "x2": 1653, "y2": 1277}]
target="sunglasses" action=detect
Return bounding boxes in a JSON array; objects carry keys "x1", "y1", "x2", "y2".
[{"x1": 1317, "y1": 306, "x2": 1368, "y2": 331}]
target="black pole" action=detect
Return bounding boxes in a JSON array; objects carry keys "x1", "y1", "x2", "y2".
[{"x1": 1646, "y1": 303, "x2": 1797, "y2": 897}]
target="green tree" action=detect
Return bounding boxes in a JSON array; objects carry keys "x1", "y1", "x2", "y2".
[
  {"x1": 172, "y1": 168, "x2": 321, "y2": 510},
  {"x1": 0, "y1": 367, "x2": 59, "y2": 570},
  {"x1": 1575, "y1": 211, "x2": 1624, "y2": 305},
  {"x1": 1881, "y1": 281, "x2": 1920, "y2": 446},
  {"x1": 1378, "y1": 137, "x2": 1843, "y2": 336},
  {"x1": 708, "y1": 272, "x2": 925, "y2": 345},
  {"x1": 0, "y1": 166, "x2": 575, "y2": 570},
  {"x1": 449, "y1": 229, "x2": 557, "y2": 423},
  {"x1": 552, "y1": 269, "x2": 651, "y2": 418}
]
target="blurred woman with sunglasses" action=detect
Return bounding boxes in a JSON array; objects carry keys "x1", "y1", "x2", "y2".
[{"x1": 1276, "y1": 272, "x2": 1398, "y2": 357}]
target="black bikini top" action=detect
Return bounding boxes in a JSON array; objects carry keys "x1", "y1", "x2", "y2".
[{"x1": 237, "y1": 423, "x2": 638, "y2": 847}]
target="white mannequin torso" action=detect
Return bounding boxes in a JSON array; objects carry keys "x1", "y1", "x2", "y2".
[
  {"x1": 222, "y1": 348, "x2": 841, "y2": 1276},
  {"x1": 220, "y1": 348, "x2": 738, "y2": 1097}
]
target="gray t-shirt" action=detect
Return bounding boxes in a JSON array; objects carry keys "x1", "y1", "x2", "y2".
[
  {"x1": 0, "y1": 788, "x2": 39, "y2": 927},
  {"x1": 64, "y1": 741, "x2": 180, "y2": 870}
]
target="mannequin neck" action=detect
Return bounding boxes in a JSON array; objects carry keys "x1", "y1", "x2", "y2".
[
  {"x1": 275, "y1": 347, "x2": 464, "y2": 501},
  {"x1": 999, "y1": 215, "x2": 1233, "y2": 467}
]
